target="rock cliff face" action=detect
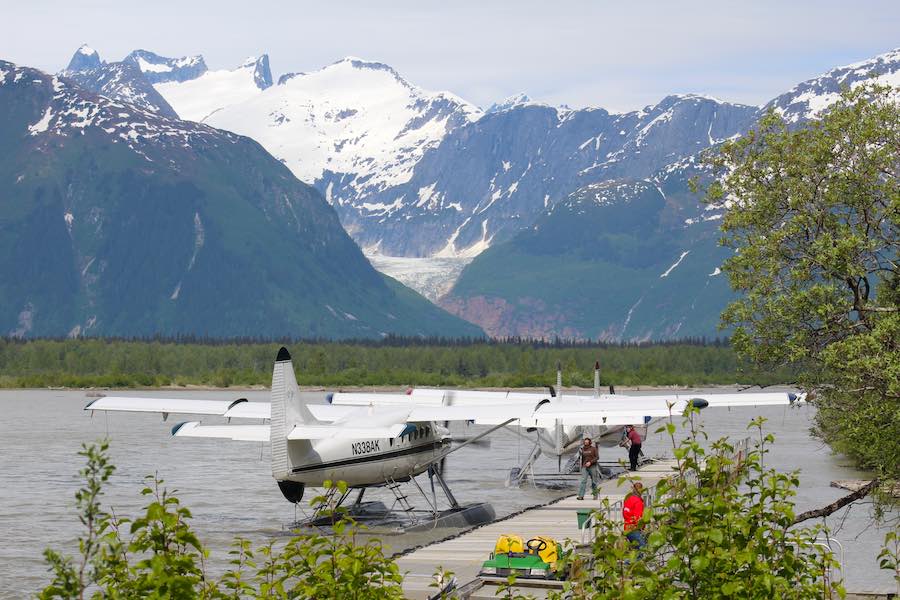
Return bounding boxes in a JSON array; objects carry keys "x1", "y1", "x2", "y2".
[
  {"x1": 123, "y1": 50, "x2": 208, "y2": 84},
  {"x1": 0, "y1": 60, "x2": 483, "y2": 339}
]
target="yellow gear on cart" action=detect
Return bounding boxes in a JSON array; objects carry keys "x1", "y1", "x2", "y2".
[
  {"x1": 493, "y1": 534, "x2": 524, "y2": 555},
  {"x1": 526, "y1": 536, "x2": 559, "y2": 567}
]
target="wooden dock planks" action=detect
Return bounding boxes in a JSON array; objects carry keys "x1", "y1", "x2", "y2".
[{"x1": 398, "y1": 458, "x2": 680, "y2": 599}]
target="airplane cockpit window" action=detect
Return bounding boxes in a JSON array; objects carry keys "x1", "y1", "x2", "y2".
[{"x1": 399, "y1": 424, "x2": 416, "y2": 440}]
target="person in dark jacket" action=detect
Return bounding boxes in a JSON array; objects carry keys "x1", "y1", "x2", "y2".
[
  {"x1": 577, "y1": 437, "x2": 600, "y2": 500},
  {"x1": 624, "y1": 425, "x2": 643, "y2": 471}
]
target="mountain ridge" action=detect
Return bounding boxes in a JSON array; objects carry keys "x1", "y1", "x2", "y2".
[
  {"x1": 51, "y1": 45, "x2": 900, "y2": 339},
  {"x1": 439, "y1": 48, "x2": 900, "y2": 339}
]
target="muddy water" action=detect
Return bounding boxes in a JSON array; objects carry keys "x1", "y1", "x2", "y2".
[{"x1": 0, "y1": 389, "x2": 895, "y2": 596}]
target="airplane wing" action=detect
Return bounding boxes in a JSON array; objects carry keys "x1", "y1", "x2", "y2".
[
  {"x1": 331, "y1": 389, "x2": 550, "y2": 408},
  {"x1": 163, "y1": 420, "x2": 407, "y2": 442},
  {"x1": 85, "y1": 396, "x2": 270, "y2": 419},
  {"x1": 171, "y1": 422, "x2": 269, "y2": 441},
  {"x1": 87, "y1": 391, "x2": 804, "y2": 439},
  {"x1": 410, "y1": 388, "x2": 551, "y2": 404},
  {"x1": 555, "y1": 392, "x2": 805, "y2": 413},
  {"x1": 332, "y1": 390, "x2": 804, "y2": 428}
]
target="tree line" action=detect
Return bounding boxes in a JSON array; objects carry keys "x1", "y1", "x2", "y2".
[{"x1": 0, "y1": 336, "x2": 790, "y2": 389}]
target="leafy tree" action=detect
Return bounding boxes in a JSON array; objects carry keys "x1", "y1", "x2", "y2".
[
  {"x1": 551, "y1": 408, "x2": 842, "y2": 599},
  {"x1": 704, "y1": 83, "x2": 900, "y2": 481}
]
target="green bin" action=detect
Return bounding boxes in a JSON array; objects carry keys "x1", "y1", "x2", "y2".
[{"x1": 576, "y1": 509, "x2": 593, "y2": 529}]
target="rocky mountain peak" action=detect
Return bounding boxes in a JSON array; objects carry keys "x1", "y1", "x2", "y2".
[
  {"x1": 240, "y1": 54, "x2": 273, "y2": 89},
  {"x1": 65, "y1": 44, "x2": 101, "y2": 72},
  {"x1": 764, "y1": 46, "x2": 900, "y2": 123},
  {"x1": 124, "y1": 49, "x2": 208, "y2": 84}
]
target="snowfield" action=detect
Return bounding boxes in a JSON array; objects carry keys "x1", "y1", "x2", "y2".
[
  {"x1": 195, "y1": 57, "x2": 481, "y2": 193},
  {"x1": 154, "y1": 57, "x2": 270, "y2": 122}
]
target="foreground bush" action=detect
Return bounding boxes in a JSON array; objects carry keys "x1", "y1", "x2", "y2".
[
  {"x1": 40, "y1": 442, "x2": 403, "y2": 599},
  {"x1": 42, "y1": 423, "x2": 893, "y2": 598},
  {"x1": 552, "y1": 409, "x2": 844, "y2": 600}
]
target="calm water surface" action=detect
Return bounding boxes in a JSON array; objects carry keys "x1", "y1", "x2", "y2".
[{"x1": 0, "y1": 389, "x2": 895, "y2": 596}]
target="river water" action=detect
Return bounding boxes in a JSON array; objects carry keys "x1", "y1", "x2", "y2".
[{"x1": 0, "y1": 389, "x2": 896, "y2": 596}]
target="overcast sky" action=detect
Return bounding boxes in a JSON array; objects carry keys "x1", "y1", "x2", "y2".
[{"x1": 4, "y1": 1, "x2": 899, "y2": 112}]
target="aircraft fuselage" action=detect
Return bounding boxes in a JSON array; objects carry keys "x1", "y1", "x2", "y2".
[{"x1": 282, "y1": 422, "x2": 449, "y2": 487}]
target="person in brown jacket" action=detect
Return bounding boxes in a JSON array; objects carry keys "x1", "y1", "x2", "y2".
[{"x1": 577, "y1": 437, "x2": 600, "y2": 500}]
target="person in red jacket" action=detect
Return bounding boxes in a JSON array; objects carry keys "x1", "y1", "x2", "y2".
[{"x1": 622, "y1": 481, "x2": 646, "y2": 551}]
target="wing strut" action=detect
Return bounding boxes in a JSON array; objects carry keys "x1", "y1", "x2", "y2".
[{"x1": 414, "y1": 418, "x2": 516, "y2": 471}]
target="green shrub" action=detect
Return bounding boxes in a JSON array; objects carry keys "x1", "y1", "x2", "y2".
[{"x1": 40, "y1": 443, "x2": 403, "y2": 599}]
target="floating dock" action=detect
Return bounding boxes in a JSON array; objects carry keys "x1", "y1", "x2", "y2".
[{"x1": 398, "y1": 458, "x2": 680, "y2": 599}]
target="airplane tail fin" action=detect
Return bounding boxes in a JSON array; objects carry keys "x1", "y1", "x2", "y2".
[{"x1": 270, "y1": 346, "x2": 317, "y2": 479}]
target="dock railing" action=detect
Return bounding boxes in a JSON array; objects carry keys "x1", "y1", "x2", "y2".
[
  {"x1": 577, "y1": 436, "x2": 754, "y2": 543},
  {"x1": 641, "y1": 435, "x2": 752, "y2": 509}
]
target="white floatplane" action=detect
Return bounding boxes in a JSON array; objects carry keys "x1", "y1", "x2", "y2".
[{"x1": 85, "y1": 347, "x2": 805, "y2": 516}]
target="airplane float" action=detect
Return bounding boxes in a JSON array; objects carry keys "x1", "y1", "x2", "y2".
[{"x1": 85, "y1": 347, "x2": 805, "y2": 522}]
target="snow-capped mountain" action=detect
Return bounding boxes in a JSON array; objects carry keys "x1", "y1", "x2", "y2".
[
  {"x1": 63, "y1": 48, "x2": 272, "y2": 123},
  {"x1": 343, "y1": 94, "x2": 756, "y2": 257},
  {"x1": 765, "y1": 48, "x2": 900, "y2": 123},
  {"x1": 60, "y1": 46, "x2": 178, "y2": 118},
  {"x1": 0, "y1": 59, "x2": 481, "y2": 339},
  {"x1": 440, "y1": 48, "x2": 900, "y2": 340},
  {"x1": 65, "y1": 44, "x2": 101, "y2": 72},
  {"x1": 152, "y1": 55, "x2": 273, "y2": 122},
  {"x1": 486, "y1": 93, "x2": 533, "y2": 114},
  {"x1": 50, "y1": 44, "x2": 900, "y2": 339},
  {"x1": 137, "y1": 49, "x2": 752, "y2": 260},
  {"x1": 201, "y1": 57, "x2": 481, "y2": 203}
]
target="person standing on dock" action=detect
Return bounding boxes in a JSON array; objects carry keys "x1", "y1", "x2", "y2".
[
  {"x1": 577, "y1": 437, "x2": 600, "y2": 500},
  {"x1": 623, "y1": 481, "x2": 646, "y2": 552},
  {"x1": 624, "y1": 425, "x2": 643, "y2": 471}
]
